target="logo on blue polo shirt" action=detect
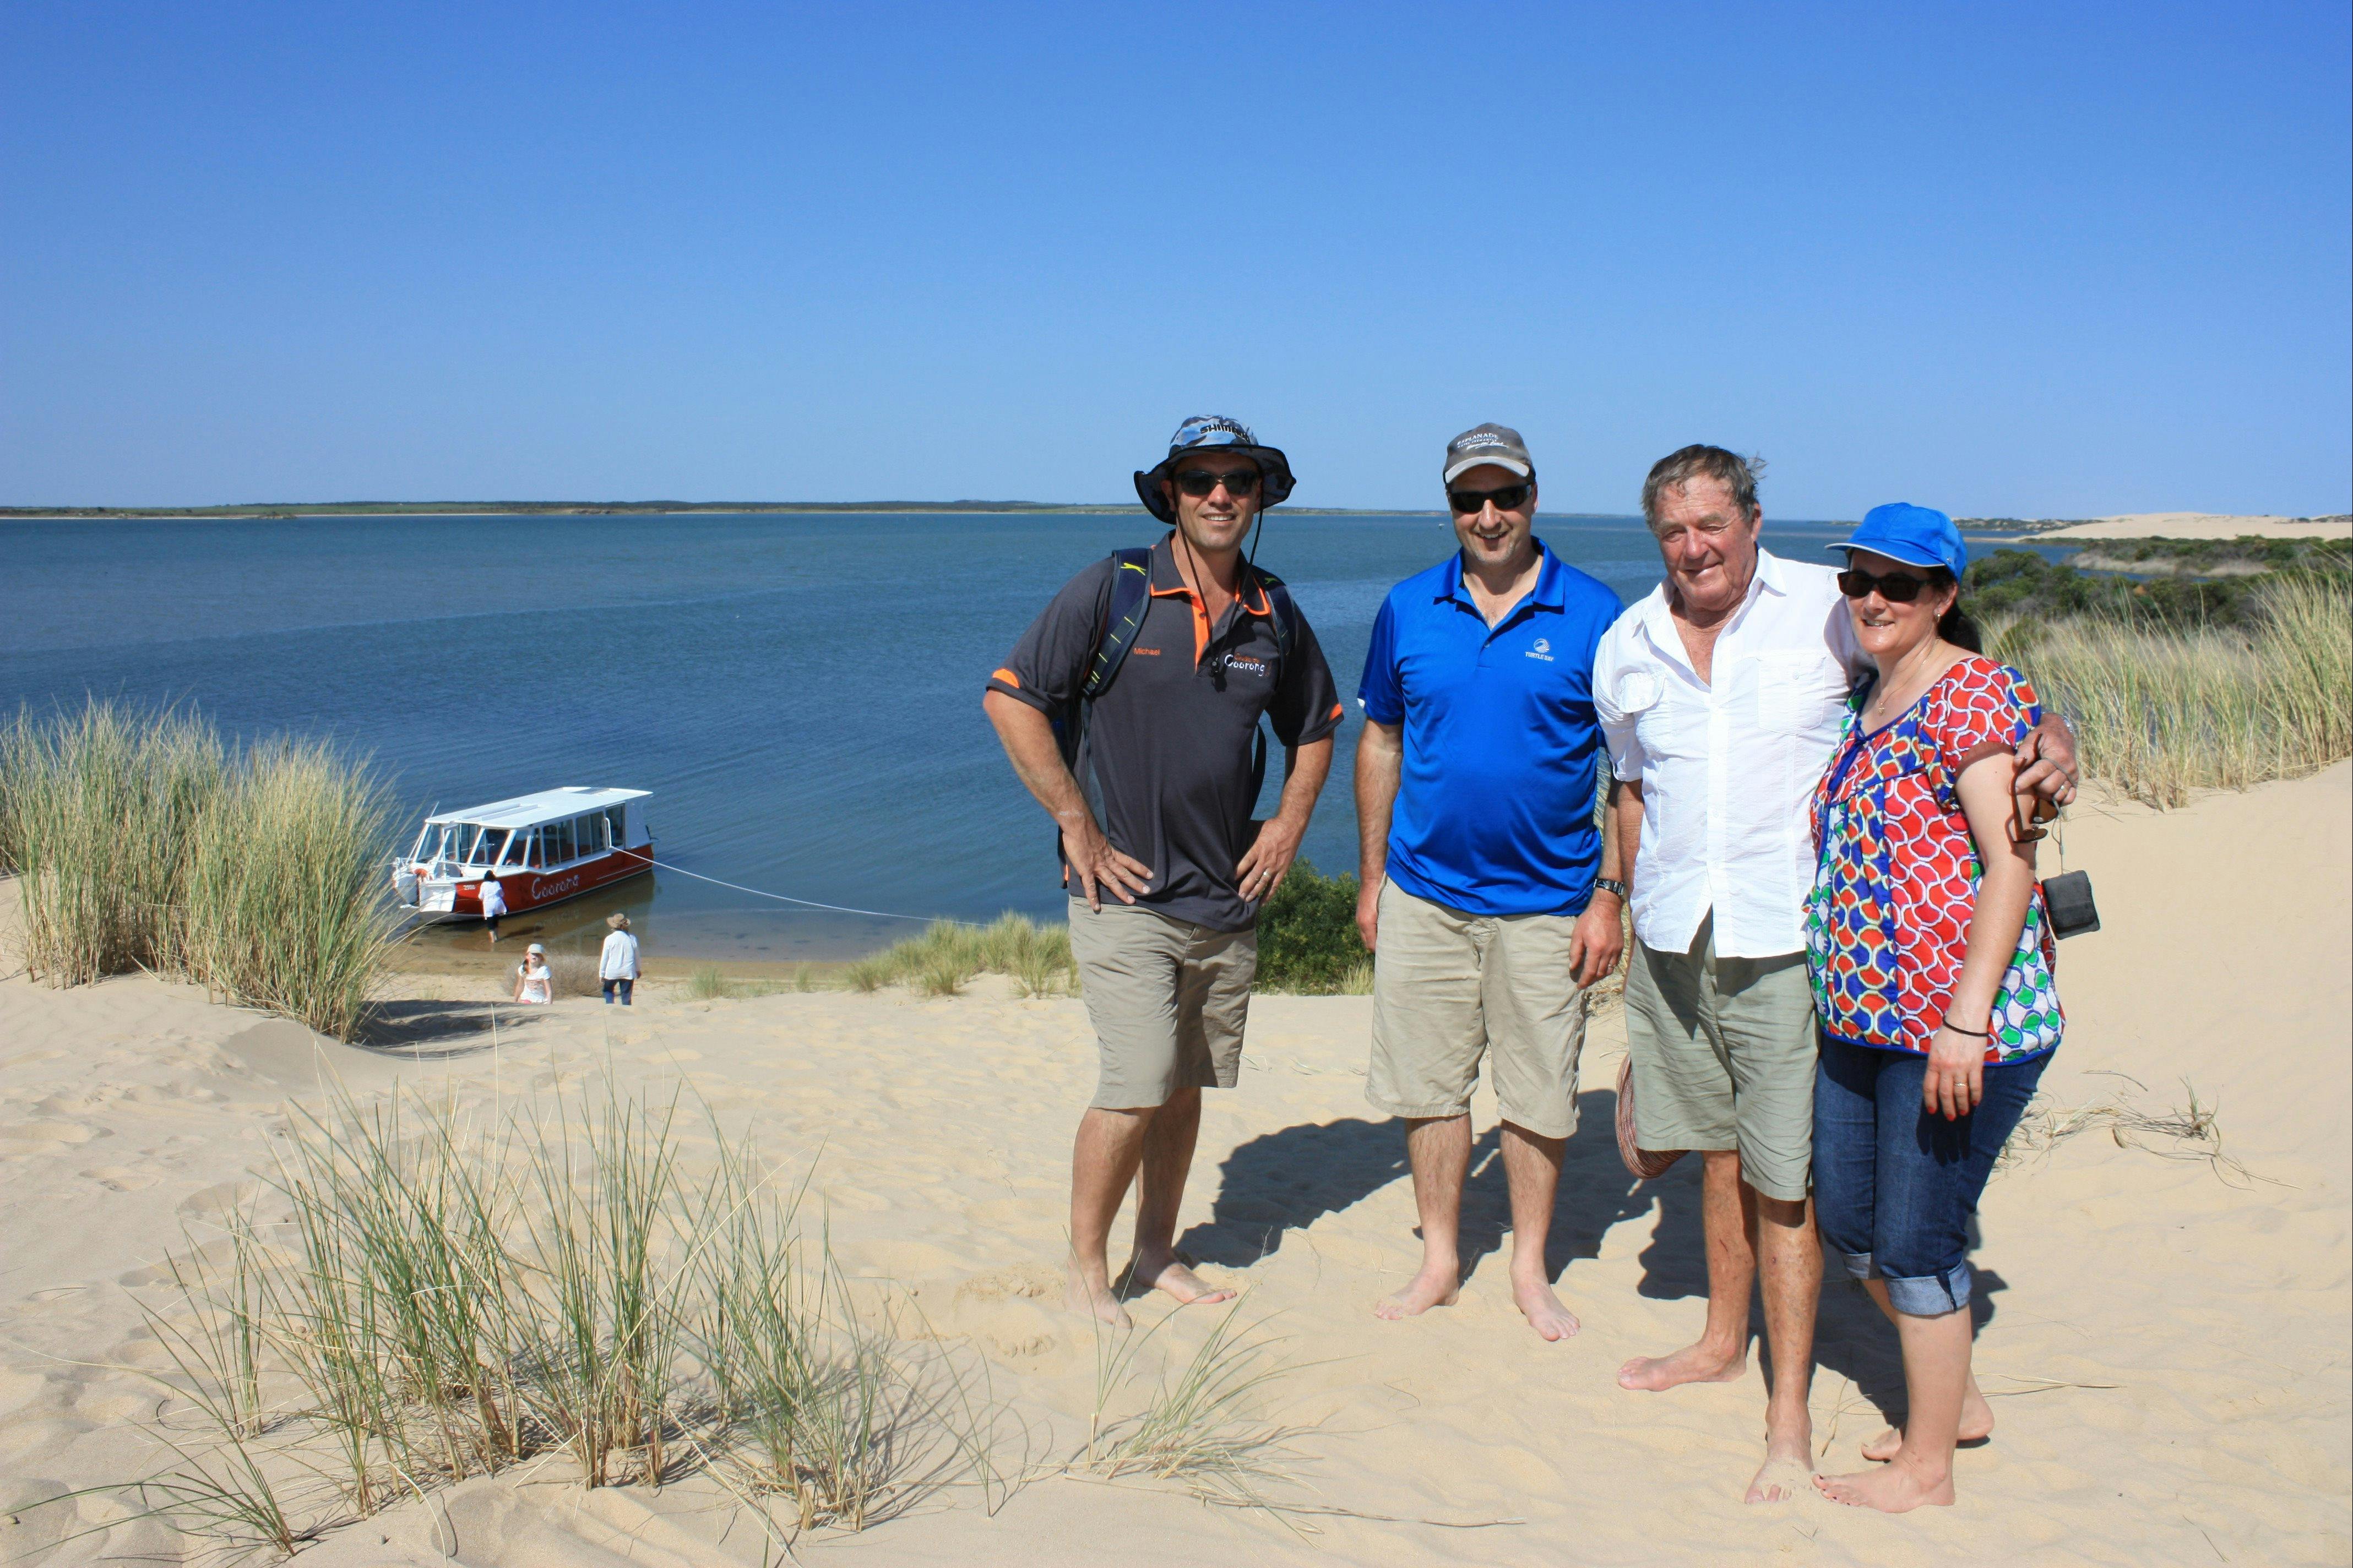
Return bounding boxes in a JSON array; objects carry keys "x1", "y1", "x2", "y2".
[{"x1": 1528, "y1": 637, "x2": 1554, "y2": 662}]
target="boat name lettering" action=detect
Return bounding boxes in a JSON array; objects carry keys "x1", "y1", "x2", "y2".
[{"x1": 533, "y1": 874, "x2": 582, "y2": 899}]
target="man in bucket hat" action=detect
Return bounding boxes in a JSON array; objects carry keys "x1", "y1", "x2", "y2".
[{"x1": 983, "y1": 416, "x2": 1343, "y2": 1325}]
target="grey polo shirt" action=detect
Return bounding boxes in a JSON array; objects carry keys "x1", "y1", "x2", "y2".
[{"x1": 987, "y1": 532, "x2": 1343, "y2": 933}]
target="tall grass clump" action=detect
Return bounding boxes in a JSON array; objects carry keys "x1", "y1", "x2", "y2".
[
  {"x1": 0, "y1": 703, "x2": 225, "y2": 984},
  {"x1": 852, "y1": 913, "x2": 1077, "y2": 997},
  {"x1": 0, "y1": 700, "x2": 397, "y2": 1038},
  {"x1": 1988, "y1": 571, "x2": 2352, "y2": 808},
  {"x1": 1079, "y1": 1305, "x2": 1313, "y2": 1508},
  {"x1": 182, "y1": 739, "x2": 400, "y2": 1039}
]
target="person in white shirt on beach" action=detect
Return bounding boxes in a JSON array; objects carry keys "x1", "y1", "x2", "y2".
[
  {"x1": 1593, "y1": 445, "x2": 2078, "y2": 1503},
  {"x1": 480, "y1": 873, "x2": 507, "y2": 942},
  {"x1": 513, "y1": 943, "x2": 553, "y2": 1005},
  {"x1": 599, "y1": 912, "x2": 640, "y2": 1005}
]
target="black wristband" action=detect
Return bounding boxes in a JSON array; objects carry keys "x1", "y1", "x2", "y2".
[{"x1": 1939, "y1": 1020, "x2": 1990, "y2": 1037}]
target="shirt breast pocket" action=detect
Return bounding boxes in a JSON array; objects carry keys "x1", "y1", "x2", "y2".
[{"x1": 1751, "y1": 652, "x2": 1845, "y2": 736}]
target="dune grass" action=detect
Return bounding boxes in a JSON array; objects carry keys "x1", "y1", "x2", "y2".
[
  {"x1": 847, "y1": 913, "x2": 1078, "y2": 998},
  {"x1": 0, "y1": 700, "x2": 397, "y2": 1038},
  {"x1": 1988, "y1": 571, "x2": 2351, "y2": 808},
  {"x1": 1078, "y1": 1303, "x2": 1314, "y2": 1509},
  {"x1": 56, "y1": 1070, "x2": 1015, "y2": 1558}
]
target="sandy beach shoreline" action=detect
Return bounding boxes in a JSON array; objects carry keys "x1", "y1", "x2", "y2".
[
  {"x1": 2024, "y1": 511, "x2": 2353, "y2": 542},
  {"x1": 3, "y1": 765, "x2": 2347, "y2": 1567}
]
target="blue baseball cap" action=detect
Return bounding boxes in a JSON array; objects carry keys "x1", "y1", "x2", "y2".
[{"x1": 1830, "y1": 503, "x2": 1967, "y2": 580}]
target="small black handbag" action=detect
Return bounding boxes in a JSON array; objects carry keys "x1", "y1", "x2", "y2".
[{"x1": 2041, "y1": 869, "x2": 2101, "y2": 939}]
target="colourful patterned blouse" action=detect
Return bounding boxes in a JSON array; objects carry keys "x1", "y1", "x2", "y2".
[{"x1": 1805, "y1": 656, "x2": 2064, "y2": 1064}]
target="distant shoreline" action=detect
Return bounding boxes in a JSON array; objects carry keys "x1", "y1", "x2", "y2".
[{"x1": 0, "y1": 500, "x2": 1471, "y2": 520}]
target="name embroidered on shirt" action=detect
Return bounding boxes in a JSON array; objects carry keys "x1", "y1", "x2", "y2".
[{"x1": 1132, "y1": 647, "x2": 1162, "y2": 656}]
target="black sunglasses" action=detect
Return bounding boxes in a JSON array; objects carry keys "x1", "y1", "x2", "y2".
[
  {"x1": 1448, "y1": 483, "x2": 1533, "y2": 514},
  {"x1": 1837, "y1": 567, "x2": 1935, "y2": 602},
  {"x1": 1173, "y1": 468, "x2": 1262, "y2": 497}
]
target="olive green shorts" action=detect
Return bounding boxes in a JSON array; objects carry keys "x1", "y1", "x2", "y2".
[
  {"x1": 1365, "y1": 881, "x2": 1588, "y2": 1140},
  {"x1": 1067, "y1": 898, "x2": 1257, "y2": 1110},
  {"x1": 1624, "y1": 912, "x2": 1817, "y2": 1204}
]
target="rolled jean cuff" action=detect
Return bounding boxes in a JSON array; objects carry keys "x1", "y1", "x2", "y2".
[{"x1": 1836, "y1": 1250, "x2": 1974, "y2": 1316}]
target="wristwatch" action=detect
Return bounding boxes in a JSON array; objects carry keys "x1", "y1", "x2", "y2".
[{"x1": 1594, "y1": 878, "x2": 1629, "y2": 902}]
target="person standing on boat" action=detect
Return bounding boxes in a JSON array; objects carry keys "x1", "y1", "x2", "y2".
[
  {"x1": 480, "y1": 872, "x2": 507, "y2": 942},
  {"x1": 600, "y1": 912, "x2": 641, "y2": 1005},
  {"x1": 983, "y1": 416, "x2": 1344, "y2": 1326}
]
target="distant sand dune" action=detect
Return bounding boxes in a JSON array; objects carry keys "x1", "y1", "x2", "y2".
[
  {"x1": 1, "y1": 763, "x2": 2347, "y2": 1565},
  {"x1": 2030, "y1": 511, "x2": 2351, "y2": 541}
]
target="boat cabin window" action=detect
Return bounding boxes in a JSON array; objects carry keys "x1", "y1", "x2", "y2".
[
  {"x1": 606, "y1": 805, "x2": 629, "y2": 848},
  {"x1": 575, "y1": 813, "x2": 607, "y2": 856},
  {"x1": 476, "y1": 827, "x2": 511, "y2": 867},
  {"x1": 555, "y1": 818, "x2": 579, "y2": 865}
]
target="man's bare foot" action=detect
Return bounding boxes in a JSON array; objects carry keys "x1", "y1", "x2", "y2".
[
  {"x1": 1617, "y1": 1340, "x2": 1746, "y2": 1391},
  {"x1": 1373, "y1": 1261, "x2": 1460, "y2": 1320},
  {"x1": 1126, "y1": 1251, "x2": 1236, "y2": 1308},
  {"x1": 1816, "y1": 1460, "x2": 1953, "y2": 1512},
  {"x1": 1510, "y1": 1273, "x2": 1580, "y2": 1341},
  {"x1": 1063, "y1": 1274, "x2": 1132, "y2": 1328},
  {"x1": 1861, "y1": 1389, "x2": 1993, "y2": 1461},
  {"x1": 1744, "y1": 1423, "x2": 1815, "y2": 1503}
]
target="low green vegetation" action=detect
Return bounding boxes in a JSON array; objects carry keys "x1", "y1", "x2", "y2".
[
  {"x1": 1255, "y1": 862, "x2": 1373, "y2": 994},
  {"x1": 1990, "y1": 571, "x2": 2351, "y2": 808},
  {"x1": 1966, "y1": 538, "x2": 2349, "y2": 627},
  {"x1": 0, "y1": 701, "x2": 396, "y2": 1038}
]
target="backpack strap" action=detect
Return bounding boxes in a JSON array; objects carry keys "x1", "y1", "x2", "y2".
[{"x1": 1081, "y1": 548, "x2": 1155, "y2": 701}]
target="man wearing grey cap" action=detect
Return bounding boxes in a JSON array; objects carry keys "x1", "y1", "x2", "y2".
[
  {"x1": 985, "y1": 417, "x2": 1344, "y2": 1326},
  {"x1": 1353, "y1": 423, "x2": 1628, "y2": 1341}
]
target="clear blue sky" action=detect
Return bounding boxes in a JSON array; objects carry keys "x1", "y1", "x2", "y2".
[{"x1": 4, "y1": 2, "x2": 2347, "y2": 516}]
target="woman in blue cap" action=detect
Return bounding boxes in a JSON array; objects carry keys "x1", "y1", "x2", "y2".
[{"x1": 1804, "y1": 503, "x2": 2064, "y2": 1512}]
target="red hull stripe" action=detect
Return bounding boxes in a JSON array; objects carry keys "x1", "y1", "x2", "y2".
[{"x1": 454, "y1": 846, "x2": 654, "y2": 917}]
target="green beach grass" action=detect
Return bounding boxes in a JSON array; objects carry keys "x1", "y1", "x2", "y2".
[{"x1": 0, "y1": 701, "x2": 397, "y2": 1038}]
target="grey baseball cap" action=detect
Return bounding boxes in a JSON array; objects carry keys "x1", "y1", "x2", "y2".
[{"x1": 1443, "y1": 423, "x2": 1535, "y2": 484}]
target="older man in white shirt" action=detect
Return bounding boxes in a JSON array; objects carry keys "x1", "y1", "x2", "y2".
[{"x1": 1595, "y1": 445, "x2": 2074, "y2": 1503}]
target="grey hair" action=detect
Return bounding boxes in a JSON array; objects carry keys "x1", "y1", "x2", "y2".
[{"x1": 1641, "y1": 445, "x2": 1765, "y2": 527}]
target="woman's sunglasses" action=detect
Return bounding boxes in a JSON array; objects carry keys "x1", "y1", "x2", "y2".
[
  {"x1": 1837, "y1": 567, "x2": 1935, "y2": 602},
  {"x1": 1448, "y1": 483, "x2": 1533, "y2": 514},
  {"x1": 1173, "y1": 468, "x2": 1262, "y2": 497}
]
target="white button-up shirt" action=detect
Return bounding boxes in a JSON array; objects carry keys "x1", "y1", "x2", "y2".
[{"x1": 1594, "y1": 548, "x2": 1866, "y2": 960}]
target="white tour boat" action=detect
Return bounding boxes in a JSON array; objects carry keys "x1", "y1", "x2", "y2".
[{"x1": 395, "y1": 786, "x2": 653, "y2": 921}]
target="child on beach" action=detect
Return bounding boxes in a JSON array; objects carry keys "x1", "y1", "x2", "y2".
[{"x1": 513, "y1": 943, "x2": 554, "y2": 1005}]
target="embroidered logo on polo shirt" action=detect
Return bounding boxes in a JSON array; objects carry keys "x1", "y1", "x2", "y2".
[
  {"x1": 1224, "y1": 655, "x2": 1270, "y2": 678},
  {"x1": 1526, "y1": 638, "x2": 1554, "y2": 662}
]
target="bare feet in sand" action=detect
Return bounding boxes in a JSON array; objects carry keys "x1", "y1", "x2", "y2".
[
  {"x1": 1816, "y1": 1459, "x2": 1954, "y2": 1512},
  {"x1": 1744, "y1": 1425, "x2": 1816, "y2": 1503},
  {"x1": 1373, "y1": 1260, "x2": 1460, "y2": 1320},
  {"x1": 1064, "y1": 1273, "x2": 1132, "y2": 1329},
  {"x1": 1617, "y1": 1339, "x2": 1746, "y2": 1392},
  {"x1": 1126, "y1": 1250, "x2": 1236, "y2": 1308},
  {"x1": 1511, "y1": 1272, "x2": 1580, "y2": 1341},
  {"x1": 1861, "y1": 1386, "x2": 1993, "y2": 1461}
]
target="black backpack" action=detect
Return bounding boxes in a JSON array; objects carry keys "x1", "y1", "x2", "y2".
[{"x1": 1051, "y1": 546, "x2": 1300, "y2": 826}]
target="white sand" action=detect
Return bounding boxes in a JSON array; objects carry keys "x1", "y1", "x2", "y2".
[
  {"x1": 3, "y1": 764, "x2": 2347, "y2": 1566},
  {"x1": 2030, "y1": 511, "x2": 2351, "y2": 541}
]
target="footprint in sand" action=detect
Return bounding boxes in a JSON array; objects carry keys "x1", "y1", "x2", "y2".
[{"x1": 80, "y1": 1167, "x2": 160, "y2": 1193}]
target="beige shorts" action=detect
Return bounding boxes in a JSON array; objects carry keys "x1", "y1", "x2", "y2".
[
  {"x1": 1365, "y1": 881, "x2": 1588, "y2": 1140},
  {"x1": 1067, "y1": 898, "x2": 1256, "y2": 1109},
  {"x1": 1624, "y1": 912, "x2": 1817, "y2": 1204}
]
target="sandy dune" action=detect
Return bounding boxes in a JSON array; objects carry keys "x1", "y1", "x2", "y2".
[
  {"x1": 2030, "y1": 511, "x2": 2351, "y2": 541},
  {"x1": 2, "y1": 764, "x2": 2347, "y2": 1567}
]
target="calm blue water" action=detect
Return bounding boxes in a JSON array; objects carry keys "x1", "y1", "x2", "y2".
[{"x1": 0, "y1": 510, "x2": 1868, "y2": 960}]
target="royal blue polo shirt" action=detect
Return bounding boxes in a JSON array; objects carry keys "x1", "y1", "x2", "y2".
[{"x1": 1358, "y1": 541, "x2": 1623, "y2": 917}]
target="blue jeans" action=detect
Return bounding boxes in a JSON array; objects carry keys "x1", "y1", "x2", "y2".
[
  {"x1": 1813, "y1": 1036, "x2": 2050, "y2": 1317},
  {"x1": 601, "y1": 977, "x2": 634, "y2": 1005}
]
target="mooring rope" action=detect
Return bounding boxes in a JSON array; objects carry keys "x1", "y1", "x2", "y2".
[{"x1": 610, "y1": 849, "x2": 983, "y2": 927}]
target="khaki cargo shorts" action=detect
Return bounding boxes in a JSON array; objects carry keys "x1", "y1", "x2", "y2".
[
  {"x1": 1365, "y1": 881, "x2": 1588, "y2": 1140},
  {"x1": 1624, "y1": 911, "x2": 1817, "y2": 1204},
  {"x1": 1067, "y1": 898, "x2": 1257, "y2": 1110}
]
